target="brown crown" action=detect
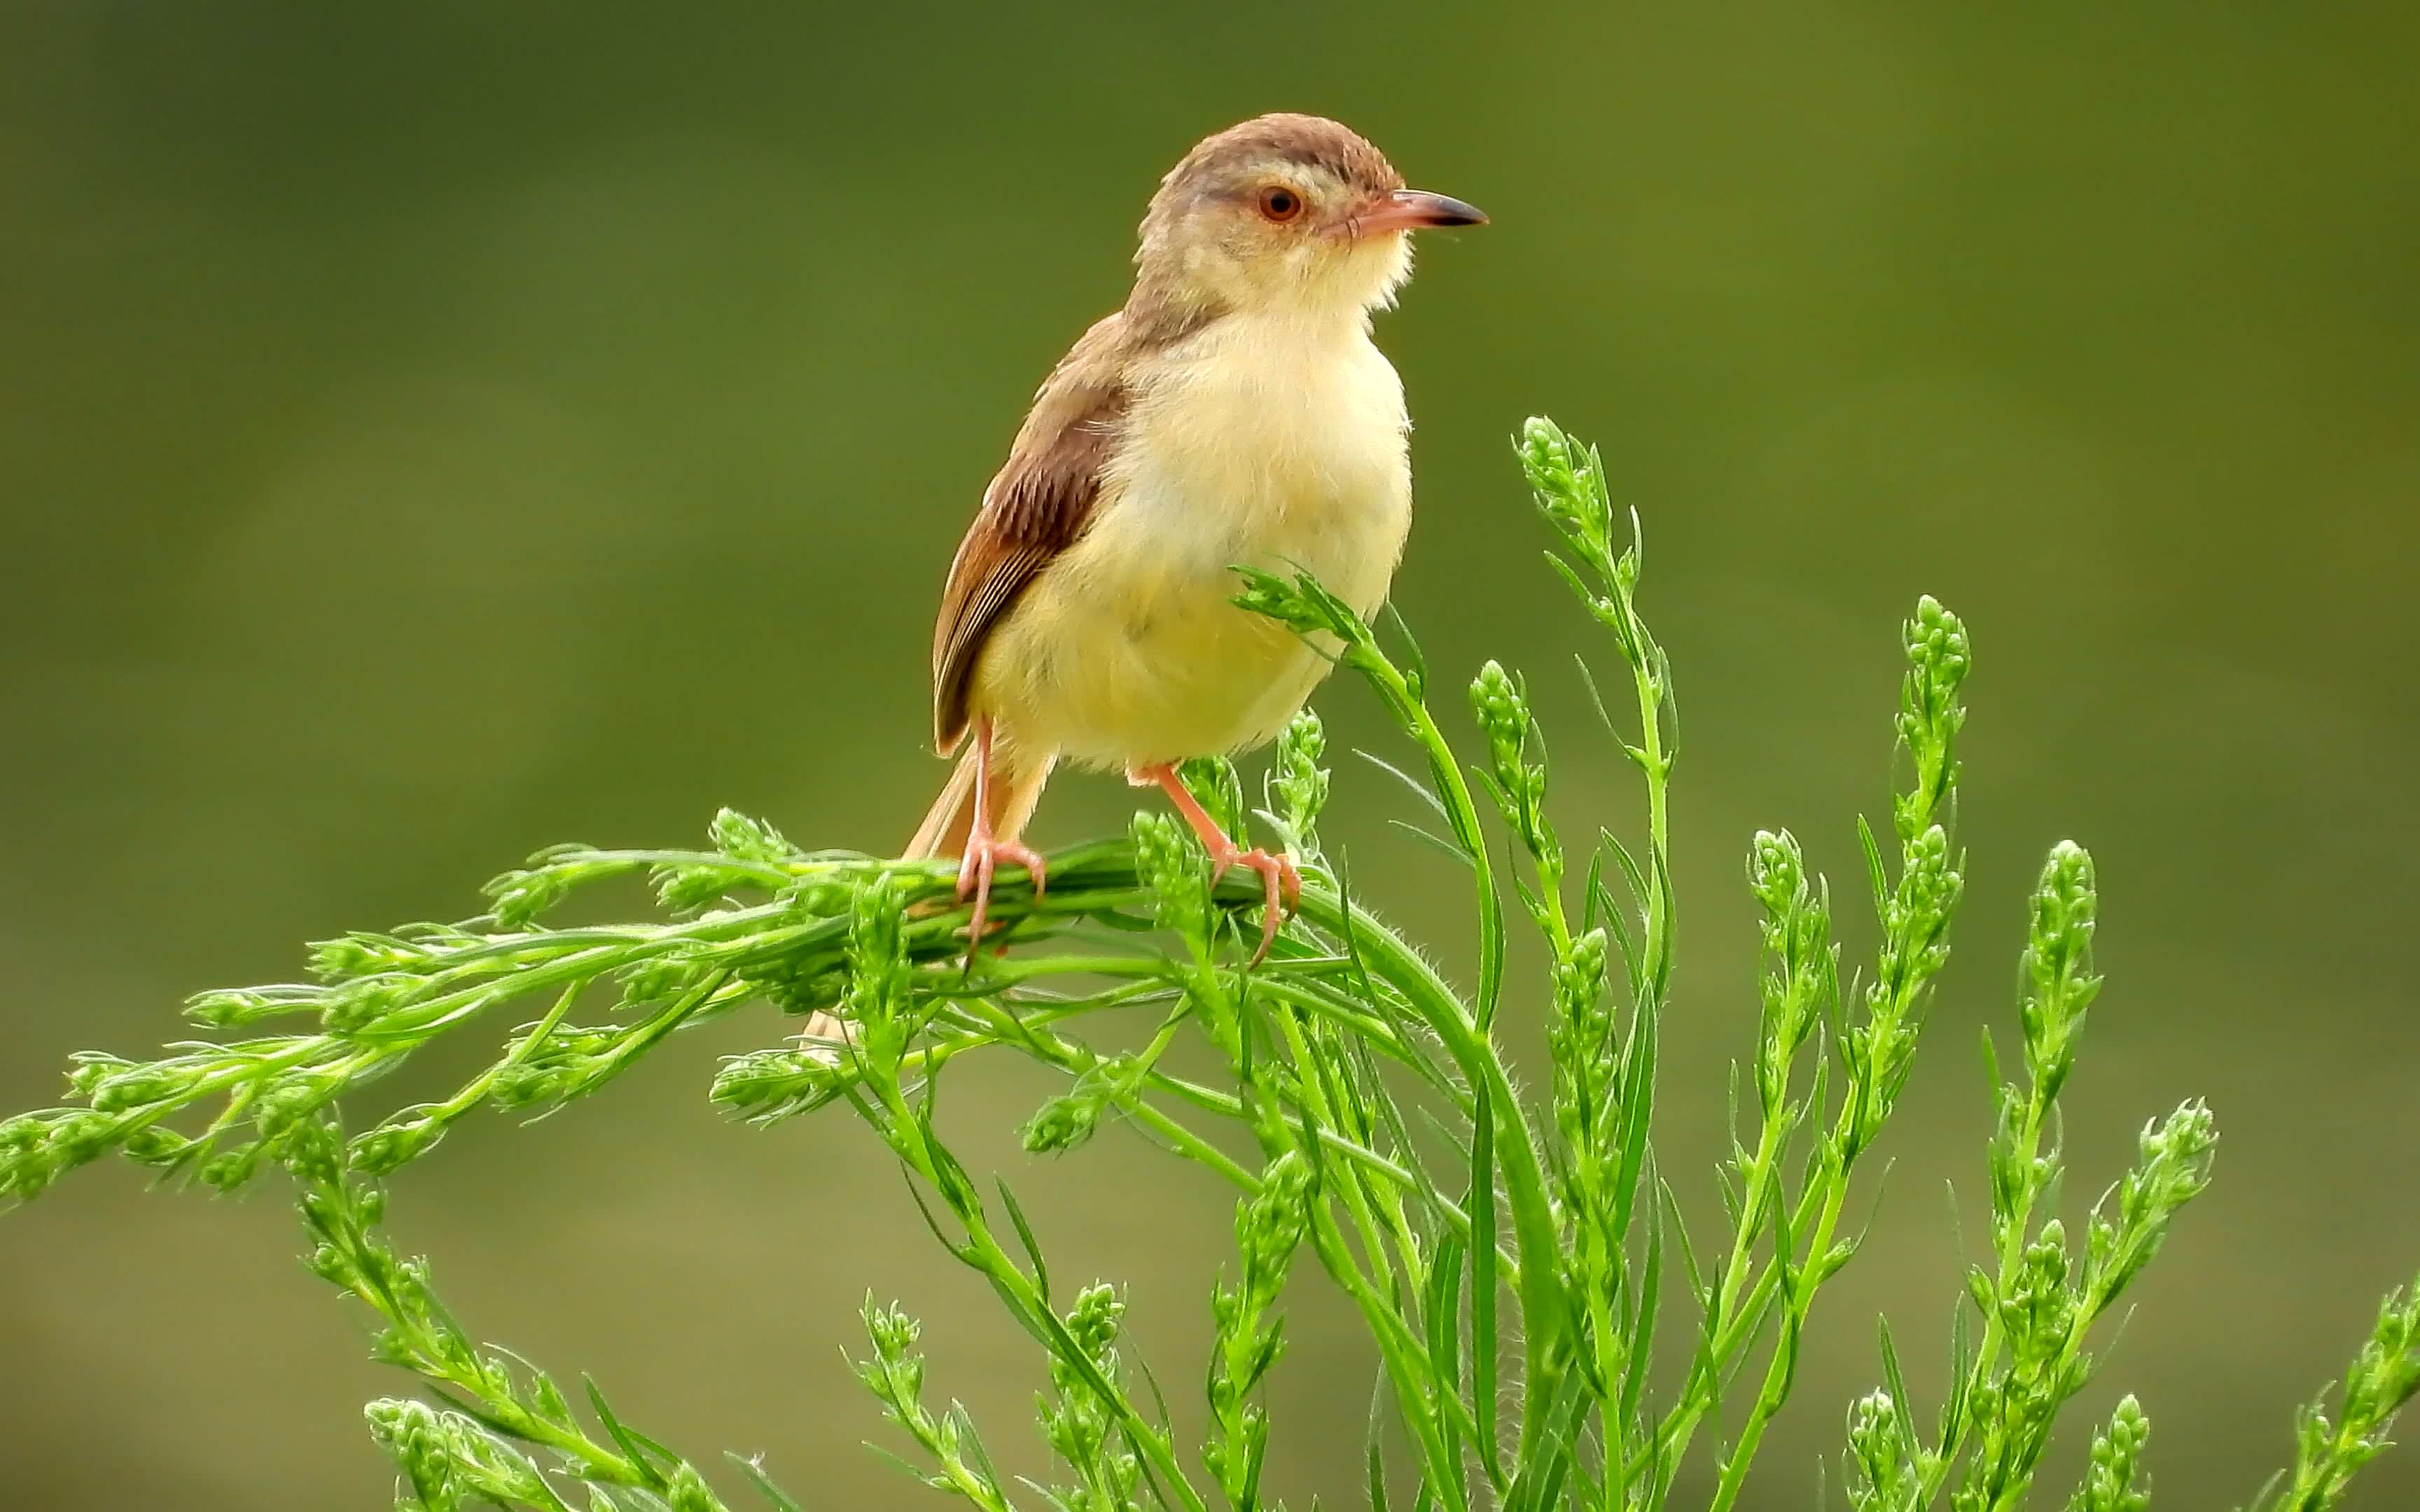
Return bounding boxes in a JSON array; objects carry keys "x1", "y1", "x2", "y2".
[{"x1": 1161, "y1": 113, "x2": 1405, "y2": 199}]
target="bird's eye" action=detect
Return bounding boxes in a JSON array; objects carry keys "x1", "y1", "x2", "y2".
[{"x1": 1257, "y1": 186, "x2": 1304, "y2": 223}]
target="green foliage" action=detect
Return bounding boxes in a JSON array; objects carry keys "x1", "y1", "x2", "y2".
[
  {"x1": 2248, "y1": 1274, "x2": 2420, "y2": 1512},
  {"x1": 4, "y1": 416, "x2": 2414, "y2": 1510}
]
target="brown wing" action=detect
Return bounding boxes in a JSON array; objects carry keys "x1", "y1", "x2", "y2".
[{"x1": 931, "y1": 314, "x2": 1132, "y2": 752}]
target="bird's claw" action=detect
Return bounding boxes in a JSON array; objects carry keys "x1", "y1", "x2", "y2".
[
  {"x1": 957, "y1": 836, "x2": 1047, "y2": 968},
  {"x1": 1209, "y1": 845, "x2": 1300, "y2": 966}
]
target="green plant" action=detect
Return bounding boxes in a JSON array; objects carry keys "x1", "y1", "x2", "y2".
[{"x1": 4, "y1": 418, "x2": 2412, "y2": 1511}]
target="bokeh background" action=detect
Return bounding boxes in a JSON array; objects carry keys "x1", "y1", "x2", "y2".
[{"x1": 4, "y1": 3, "x2": 2417, "y2": 1507}]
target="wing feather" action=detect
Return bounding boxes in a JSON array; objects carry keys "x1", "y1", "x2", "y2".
[{"x1": 931, "y1": 315, "x2": 1130, "y2": 751}]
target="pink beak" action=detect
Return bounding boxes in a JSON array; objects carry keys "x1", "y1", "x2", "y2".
[{"x1": 1343, "y1": 188, "x2": 1489, "y2": 238}]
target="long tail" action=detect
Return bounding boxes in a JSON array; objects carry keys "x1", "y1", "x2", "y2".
[
  {"x1": 905, "y1": 747, "x2": 980, "y2": 859},
  {"x1": 905, "y1": 739, "x2": 1055, "y2": 860}
]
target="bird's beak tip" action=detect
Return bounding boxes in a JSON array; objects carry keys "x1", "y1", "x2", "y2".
[
  {"x1": 1411, "y1": 190, "x2": 1489, "y2": 228},
  {"x1": 1349, "y1": 188, "x2": 1488, "y2": 237}
]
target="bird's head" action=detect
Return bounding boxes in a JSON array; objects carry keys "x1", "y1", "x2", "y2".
[{"x1": 1133, "y1": 113, "x2": 1484, "y2": 325}]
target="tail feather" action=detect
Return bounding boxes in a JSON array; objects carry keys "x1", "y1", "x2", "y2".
[{"x1": 906, "y1": 748, "x2": 982, "y2": 860}]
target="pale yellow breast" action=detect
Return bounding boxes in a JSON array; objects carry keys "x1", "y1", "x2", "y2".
[{"x1": 975, "y1": 312, "x2": 1414, "y2": 771}]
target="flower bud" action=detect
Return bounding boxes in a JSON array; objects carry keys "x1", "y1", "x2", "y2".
[
  {"x1": 90, "y1": 1064, "x2": 198, "y2": 1114},
  {"x1": 1021, "y1": 1092, "x2": 1104, "y2": 1155},
  {"x1": 483, "y1": 865, "x2": 572, "y2": 930},
  {"x1": 199, "y1": 1142, "x2": 264, "y2": 1192},
  {"x1": 64, "y1": 1053, "x2": 133, "y2": 1099},
  {"x1": 711, "y1": 806, "x2": 794, "y2": 864},
  {"x1": 182, "y1": 987, "x2": 293, "y2": 1027},
  {"x1": 1274, "y1": 709, "x2": 1330, "y2": 836},
  {"x1": 349, "y1": 1112, "x2": 445, "y2": 1176},
  {"x1": 118, "y1": 1126, "x2": 195, "y2": 1168}
]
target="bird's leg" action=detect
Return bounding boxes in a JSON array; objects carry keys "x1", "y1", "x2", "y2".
[
  {"x1": 1129, "y1": 762, "x2": 1300, "y2": 965},
  {"x1": 959, "y1": 718, "x2": 1047, "y2": 962}
]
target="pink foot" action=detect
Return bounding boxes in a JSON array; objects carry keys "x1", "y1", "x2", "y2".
[
  {"x1": 957, "y1": 834, "x2": 1047, "y2": 963},
  {"x1": 1128, "y1": 762, "x2": 1298, "y2": 965},
  {"x1": 1206, "y1": 841, "x2": 1301, "y2": 967},
  {"x1": 954, "y1": 716, "x2": 1045, "y2": 967}
]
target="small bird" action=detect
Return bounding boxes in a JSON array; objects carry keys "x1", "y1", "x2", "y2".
[{"x1": 907, "y1": 112, "x2": 1484, "y2": 959}]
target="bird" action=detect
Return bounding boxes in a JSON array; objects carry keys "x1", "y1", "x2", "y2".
[{"x1": 906, "y1": 112, "x2": 1485, "y2": 962}]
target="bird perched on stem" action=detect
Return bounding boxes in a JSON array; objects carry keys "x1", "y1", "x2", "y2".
[{"x1": 908, "y1": 112, "x2": 1485, "y2": 961}]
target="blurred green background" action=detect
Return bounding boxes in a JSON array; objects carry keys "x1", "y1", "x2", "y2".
[{"x1": 4, "y1": 2, "x2": 2416, "y2": 1507}]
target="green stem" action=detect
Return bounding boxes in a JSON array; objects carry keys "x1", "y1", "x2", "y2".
[
  {"x1": 1645, "y1": 1100, "x2": 1853, "y2": 1493},
  {"x1": 1143, "y1": 1070, "x2": 1490, "y2": 1250},
  {"x1": 1294, "y1": 881, "x2": 1566, "y2": 1476},
  {"x1": 870, "y1": 1073, "x2": 1209, "y2": 1512},
  {"x1": 1939, "y1": 1083, "x2": 2059, "y2": 1508},
  {"x1": 438, "y1": 981, "x2": 583, "y2": 1116}
]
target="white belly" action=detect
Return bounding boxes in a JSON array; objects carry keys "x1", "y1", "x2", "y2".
[{"x1": 975, "y1": 315, "x2": 1413, "y2": 771}]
